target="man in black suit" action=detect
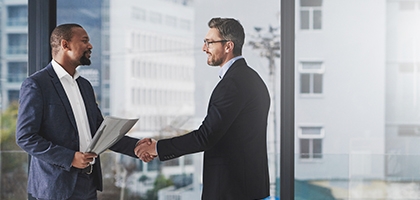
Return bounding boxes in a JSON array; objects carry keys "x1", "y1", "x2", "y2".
[{"x1": 136, "y1": 17, "x2": 271, "y2": 200}]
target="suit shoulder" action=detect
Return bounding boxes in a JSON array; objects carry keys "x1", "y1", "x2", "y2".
[{"x1": 22, "y1": 67, "x2": 51, "y2": 86}]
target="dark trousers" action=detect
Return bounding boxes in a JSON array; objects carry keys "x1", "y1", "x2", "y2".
[
  {"x1": 37, "y1": 173, "x2": 97, "y2": 200},
  {"x1": 68, "y1": 173, "x2": 97, "y2": 200}
]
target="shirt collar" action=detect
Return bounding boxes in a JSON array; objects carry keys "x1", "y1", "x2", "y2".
[
  {"x1": 51, "y1": 59, "x2": 80, "y2": 80},
  {"x1": 219, "y1": 55, "x2": 243, "y2": 79}
]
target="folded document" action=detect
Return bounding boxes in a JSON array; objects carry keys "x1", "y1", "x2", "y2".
[{"x1": 84, "y1": 116, "x2": 139, "y2": 154}]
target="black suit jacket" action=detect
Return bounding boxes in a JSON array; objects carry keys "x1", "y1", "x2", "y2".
[
  {"x1": 16, "y1": 63, "x2": 139, "y2": 199},
  {"x1": 157, "y1": 58, "x2": 270, "y2": 199}
]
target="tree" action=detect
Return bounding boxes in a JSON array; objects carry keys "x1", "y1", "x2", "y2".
[
  {"x1": 0, "y1": 101, "x2": 20, "y2": 151},
  {"x1": 144, "y1": 174, "x2": 173, "y2": 200},
  {"x1": 0, "y1": 101, "x2": 27, "y2": 200}
]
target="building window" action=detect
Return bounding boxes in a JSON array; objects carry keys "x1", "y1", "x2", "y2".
[
  {"x1": 8, "y1": 34, "x2": 28, "y2": 54},
  {"x1": 298, "y1": 126, "x2": 324, "y2": 160},
  {"x1": 8, "y1": 90, "x2": 20, "y2": 104},
  {"x1": 398, "y1": 125, "x2": 420, "y2": 136},
  {"x1": 149, "y1": 12, "x2": 162, "y2": 24},
  {"x1": 132, "y1": 7, "x2": 146, "y2": 20},
  {"x1": 184, "y1": 154, "x2": 193, "y2": 165},
  {"x1": 299, "y1": 61, "x2": 324, "y2": 95},
  {"x1": 165, "y1": 15, "x2": 177, "y2": 28},
  {"x1": 7, "y1": 5, "x2": 28, "y2": 26},
  {"x1": 300, "y1": 0, "x2": 322, "y2": 30},
  {"x1": 163, "y1": 158, "x2": 180, "y2": 166},
  {"x1": 179, "y1": 19, "x2": 191, "y2": 30},
  {"x1": 7, "y1": 62, "x2": 27, "y2": 83},
  {"x1": 399, "y1": 1, "x2": 420, "y2": 11}
]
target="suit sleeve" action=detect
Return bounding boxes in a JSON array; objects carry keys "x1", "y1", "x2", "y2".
[
  {"x1": 157, "y1": 78, "x2": 245, "y2": 161},
  {"x1": 16, "y1": 78, "x2": 75, "y2": 171}
]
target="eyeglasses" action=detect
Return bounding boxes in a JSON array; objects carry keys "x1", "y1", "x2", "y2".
[{"x1": 203, "y1": 39, "x2": 229, "y2": 47}]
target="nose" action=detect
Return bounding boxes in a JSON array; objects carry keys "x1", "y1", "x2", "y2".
[
  {"x1": 202, "y1": 43, "x2": 207, "y2": 52},
  {"x1": 88, "y1": 42, "x2": 93, "y2": 49}
]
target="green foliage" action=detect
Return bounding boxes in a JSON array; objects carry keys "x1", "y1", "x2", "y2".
[
  {"x1": 0, "y1": 101, "x2": 20, "y2": 151},
  {"x1": 144, "y1": 174, "x2": 173, "y2": 200},
  {"x1": 139, "y1": 174, "x2": 149, "y2": 182},
  {"x1": 0, "y1": 102, "x2": 28, "y2": 199}
]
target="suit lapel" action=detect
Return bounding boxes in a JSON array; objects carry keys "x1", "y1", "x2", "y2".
[
  {"x1": 76, "y1": 78, "x2": 96, "y2": 137},
  {"x1": 46, "y1": 64, "x2": 78, "y2": 131}
]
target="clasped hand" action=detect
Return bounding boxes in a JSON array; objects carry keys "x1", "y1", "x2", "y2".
[
  {"x1": 135, "y1": 138, "x2": 157, "y2": 162},
  {"x1": 72, "y1": 152, "x2": 97, "y2": 169}
]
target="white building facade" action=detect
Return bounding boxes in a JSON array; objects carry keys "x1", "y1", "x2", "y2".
[{"x1": 295, "y1": 0, "x2": 386, "y2": 180}]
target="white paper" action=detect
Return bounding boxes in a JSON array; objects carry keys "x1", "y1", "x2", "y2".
[{"x1": 84, "y1": 116, "x2": 139, "y2": 154}]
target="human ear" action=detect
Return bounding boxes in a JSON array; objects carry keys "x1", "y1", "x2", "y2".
[
  {"x1": 61, "y1": 40, "x2": 70, "y2": 50},
  {"x1": 225, "y1": 41, "x2": 234, "y2": 53}
]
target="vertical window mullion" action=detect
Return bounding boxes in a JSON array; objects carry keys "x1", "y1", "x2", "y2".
[
  {"x1": 309, "y1": 139, "x2": 314, "y2": 159},
  {"x1": 309, "y1": 7, "x2": 314, "y2": 30},
  {"x1": 310, "y1": 73, "x2": 314, "y2": 93}
]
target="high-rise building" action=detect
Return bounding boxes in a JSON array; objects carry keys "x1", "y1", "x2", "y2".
[{"x1": 0, "y1": 0, "x2": 27, "y2": 110}]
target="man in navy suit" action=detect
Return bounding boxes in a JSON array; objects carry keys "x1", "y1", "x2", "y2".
[
  {"x1": 136, "y1": 17, "x2": 271, "y2": 200},
  {"x1": 16, "y1": 23, "x2": 145, "y2": 200}
]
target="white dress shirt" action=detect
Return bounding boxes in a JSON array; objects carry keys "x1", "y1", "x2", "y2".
[
  {"x1": 218, "y1": 55, "x2": 244, "y2": 79},
  {"x1": 51, "y1": 60, "x2": 92, "y2": 153}
]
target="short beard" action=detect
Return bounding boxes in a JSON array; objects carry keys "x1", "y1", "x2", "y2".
[
  {"x1": 208, "y1": 57, "x2": 223, "y2": 67},
  {"x1": 80, "y1": 51, "x2": 91, "y2": 66}
]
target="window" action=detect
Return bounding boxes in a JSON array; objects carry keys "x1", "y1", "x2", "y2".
[
  {"x1": 163, "y1": 158, "x2": 180, "y2": 166},
  {"x1": 132, "y1": 7, "x2": 146, "y2": 20},
  {"x1": 8, "y1": 90, "x2": 20, "y2": 103},
  {"x1": 8, "y1": 34, "x2": 27, "y2": 54},
  {"x1": 7, "y1": 62, "x2": 27, "y2": 83},
  {"x1": 166, "y1": 15, "x2": 177, "y2": 27},
  {"x1": 398, "y1": 125, "x2": 420, "y2": 136},
  {"x1": 299, "y1": 61, "x2": 324, "y2": 95},
  {"x1": 7, "y1": 5, "x2": 27, "y2": 26},
  {"x1": 179, "y1": 19, "x2": 191, "y2": 30},
  {"x1": 298, "y1": 126, "x2": 324, "y2": 160},
  {"x1": 149, "y1": 11, "x2": 162, "y2": 24},
  {"x1": 300, "y1": 0, "x2": 322, "y2": 30},
  {"x1": 399, "y1": 1, "x2": 420, "y2": 11}
]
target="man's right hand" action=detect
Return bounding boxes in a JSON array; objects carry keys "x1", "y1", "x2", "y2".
[
  {"x1": 135, "y1": 138, "x2": 157, "y2": 162},
  {"x1": 72, "y1": 152, "x2": 97, "y2": 169}
]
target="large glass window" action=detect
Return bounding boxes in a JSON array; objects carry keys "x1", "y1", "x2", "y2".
[
  {"x1": 295, "y1": 0, "x2": 420, "y2": 199},
  {"x1": 0, "y1": 0, "x2": 280, "y2": 199}
]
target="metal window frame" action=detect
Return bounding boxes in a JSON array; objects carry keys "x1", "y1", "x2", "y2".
[
  {"x1": 281, "y1": 0, "x2": 295, "y2": 199},
  {"x1": 28, "y1": 1, "x2": 56, "y2": 199}
]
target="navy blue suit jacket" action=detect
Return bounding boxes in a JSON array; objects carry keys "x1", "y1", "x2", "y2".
[
  {"x1": 16, "y1": 63, "x2": 138, "y2": 199},
  {"x1": 157, "y1": 58, "x2": 270, "y2": 199}
]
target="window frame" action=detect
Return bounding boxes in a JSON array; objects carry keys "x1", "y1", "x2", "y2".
[
  {"x1": 298, "y1": 60, "x2": 325, "y2": 97},
  {"x1": 298, "y1": 125, "x2": 324, "y2": 161},
  {"x1": 28, "y1": 0, "x2": 288, "y2": 199},
  {"x1": 299, "y1": 1, "x2": 322, "y2": 30}
]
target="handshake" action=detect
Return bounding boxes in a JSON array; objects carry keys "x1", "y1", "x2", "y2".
[{"x1": 135, "y1": 138, "x2": 158, "y2": 162}]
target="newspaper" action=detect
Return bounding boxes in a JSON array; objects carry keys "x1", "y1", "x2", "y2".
[{"x1": 84, "y1": 116, "x2": 139, "y2": 154}]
